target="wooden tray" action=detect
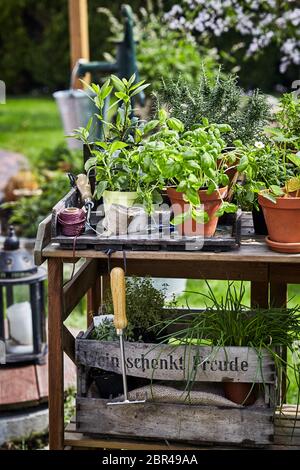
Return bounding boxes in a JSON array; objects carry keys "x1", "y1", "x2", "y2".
[{"x1": 51, "y1": 188, "x2": 241, "y2": 252}]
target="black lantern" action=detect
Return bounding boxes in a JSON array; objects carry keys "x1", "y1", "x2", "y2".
[{"x1": 0, "y1": 227, "x2": 47, "y2": 364}]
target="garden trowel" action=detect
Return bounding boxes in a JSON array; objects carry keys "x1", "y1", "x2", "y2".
[
  {"x1": 108, "y1": 267, "x2": 145, "y2": 406},
  {"x1": 76, "y1": 173, "x2": 94, "y2": 225}
]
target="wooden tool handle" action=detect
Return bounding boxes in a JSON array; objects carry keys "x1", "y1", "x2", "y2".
[
  {"x1": 76, "y1": 174, "x2": 92, "y2": 201},
  {"x1": 110, "y1": 267, "x2": 127, "y2": 331}
]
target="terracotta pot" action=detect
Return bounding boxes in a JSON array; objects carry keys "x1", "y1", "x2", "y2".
[
  {"x1": 217, "y1": 157, "x2": 238, "y2": 184},
  {"x1": 167, "y1": 186, "x2": 228, "y2": 237},
  {"x1": 258, "y1": 193, "x2": 300, "y2": 244},
  {"x1": 225, "y1": 166, "x2": 238, "y2": 183},
  {"x1": 223, "y1": 382, "x2": 256, "y2": 406},
  {"x1": 265, "y1": 236, "x2": 300, "y2": 253}
]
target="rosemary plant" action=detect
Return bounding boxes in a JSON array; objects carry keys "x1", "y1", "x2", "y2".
[{"x1": 155, "y1": 69, "x2": 270, "y2": 145}]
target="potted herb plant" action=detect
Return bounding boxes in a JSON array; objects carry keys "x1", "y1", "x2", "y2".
[
  {"x1": 258, "y1": 93, "x2": 300, "y2": 250},
  {"x1": 72, "y1": 74, "x2": 162, "y2": 233},
  {"x1": 156, "y1": 69, "x2": 270, "y2": 146},
  {"x1": 234, "y1": 92, "x2": 300, "y2": 240},
  {"x1": 72, "y1": 73, "x2": 242, "y2": 238},
  {"x1": 156, "y1": 282, "x2": 300, "y2": 406},
  {"x1": 234, "y1": 141, "x2": 295, "y2": 235},
  {"x1": 137, "y1": 111, "x2": 239, "y2": 236},
  {"x1": 243, "y1": 93, "x2": 300, "y2": 249}
]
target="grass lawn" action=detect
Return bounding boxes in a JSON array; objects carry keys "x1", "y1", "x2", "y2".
[{"x1": 0, "y1": 97, "x2": 65, "y2": 165}]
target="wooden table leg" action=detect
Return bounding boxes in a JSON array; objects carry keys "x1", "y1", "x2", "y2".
[
  {"x1": 270, "y1": 282, "x2": 287, "y2": 309},
  {"x1": 87, "y1": 277, "x2": 101, "y2": 327},
  {"x1": 101, "y1": 274, "x2": 110, "y2": 306},
  {"x1": 270, "y1": 282, "x2": 288, "y2": 403},
  {"x1": 87, "y1": 274, "x2": 110, "y2": 326},
  {"x1": 48, "y1": 258, "x2": 64, "y2": 450},
  {"x1": 250, "y1": 281, "x2": 269, "y2": 309}
]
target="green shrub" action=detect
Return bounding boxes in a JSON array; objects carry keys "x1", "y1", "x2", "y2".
[
  {"x1": 98, "y1": 1, "x2": 219, "y2": 94},
  {"x1": 36, "y1": 142, "x2": 82, "y2": 172},
  {"x1": 6, "y1": 172, "x2": 70, "y2": 238}
]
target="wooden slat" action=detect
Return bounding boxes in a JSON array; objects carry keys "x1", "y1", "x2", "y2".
[
  {"x1": 41, "y1": 241, "x2": 300, "y2": 264},
  {"x1": 76, "y1": 341, "x2": 275, "y2": 383},
  {"x1": 270, "y1": 264, "x2": 300, "y2": 283},
  {"x1": 270, "y1": 282, "x2": 288, "y2": 402},
  {"x1": 68, "y1": 0, "x2": 90, "y2": 89},
  {"x1": 270, "y1": 282, "x2": 287, "y2": 308},
  {"x1": 273, "y1": 434, "x2": 300, "y2": 446},
  {"x1": 87, "y1": 276, "x2": 101, "y2": 327},
  {"x1": 64, "y1": 429, "x2": 209, "y2": 450},
  {"x1": 48, "y1": 258, "x2": 64, "y2": 450},
  {"x1": 274, "y1": 405, "x2": 300, "y2": 446},
  {"x1": 35, "y1": 362, "x2": 49, "y2": 400},
  {"x1": 98, "y1": 259, "x2": 269, "y2": 281},
  {"x1": 65, "y1": 405, "x2": 300, "y2": 450},
  {"x1": 63, "y1": 259, "x2": 101, "y2": 320},
  {"x1": 34, "y1": 214, "x2": 52, "y2": 266},
  {"x1": 0, "y1": 366, "x2": 39, "y2": 406},
  {"x1": 250, "y1": 282, "x2": 269, "y2": 308},
  {"x1": 65, "y1": 432, "x2": 206, "y2": 450},
  {"x1": 63, "y1": 325, "x2": 75, "y2": 364},
  {"x1": 76, "y1": 398, "x2": 274, "y2": 445}
]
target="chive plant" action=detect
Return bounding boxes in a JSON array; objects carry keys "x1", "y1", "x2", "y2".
[{"x1": 155, "y1": 281, "x2": 300, "y2": 410}]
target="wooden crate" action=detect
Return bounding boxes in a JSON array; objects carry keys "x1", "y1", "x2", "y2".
[{"x1": 75, "y1": 326, "x2": 276, "y2": 447}]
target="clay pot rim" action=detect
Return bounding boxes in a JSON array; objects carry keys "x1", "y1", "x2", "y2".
[
  {"x1": 265, "y1": 236, "x2": 300, "y2": 254},
  {"x1": 258, "y1": 193, "x2": 300, "y2": 209},
  {"x1": 259, "y1": 190, "x2": 300, "y2": 199},
  {"x1": 167, "y1": 186, "x2": 228, "y2": 201}
]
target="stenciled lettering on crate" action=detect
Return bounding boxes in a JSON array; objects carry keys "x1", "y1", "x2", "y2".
[{"x1": 76, "y1": 340, "x2": 275, "y2": 383}]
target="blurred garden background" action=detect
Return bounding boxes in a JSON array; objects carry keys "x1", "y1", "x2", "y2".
[{"x1": 0, "y1": 2, "x2": 300, "y2": 446}]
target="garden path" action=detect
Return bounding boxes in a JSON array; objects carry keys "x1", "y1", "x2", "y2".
[{"x1": 0, "y1": 149, "x2": 28, "y2": 201}]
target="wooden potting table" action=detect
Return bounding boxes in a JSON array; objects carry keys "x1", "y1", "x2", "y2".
[{"x1": 35, "y1": 214, "x2": 300, "y2": 450}]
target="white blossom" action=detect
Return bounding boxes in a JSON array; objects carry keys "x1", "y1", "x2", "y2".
[
  {"x1": 255, "y1": 141, "x2": 265, "y2": 149},
  {"x1": 164, "y1": 0, "x2": 300, "y2": 73}
]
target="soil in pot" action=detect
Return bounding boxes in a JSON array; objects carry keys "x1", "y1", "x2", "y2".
[
  {"x1": 258, "y1": 193, "x2": 300, "y2": 245},
  {"x1": 91, "y1": 369, "x2": 149, "y2": 399},
  {"x1": 133, "y1": 329, "x2": 162, "y2": 344},
  {"x1": 223, "y1": 382, "x2": 257, "y2": 406},
  {"x1": 252, "y1": 205, "x2": 268, "y2": 235},
  {"x1": 167, "y1": 186, "x2": 228, "y2": 237}
]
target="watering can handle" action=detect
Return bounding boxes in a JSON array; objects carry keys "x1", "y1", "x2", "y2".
[
  {"x1": 111, "y1": 267, "x2": 127, "y2": 333},
  {"x1": 76, "y1": 174, "x2": 92, "y2": 202}
]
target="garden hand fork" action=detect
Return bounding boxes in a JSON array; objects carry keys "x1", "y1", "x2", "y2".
[
  {"x1": 76, "y1": 173, "x2": 94, "y2": 225},
  {"x1": 108, "y1": 267, "x2": 145, "y2": 405}
]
